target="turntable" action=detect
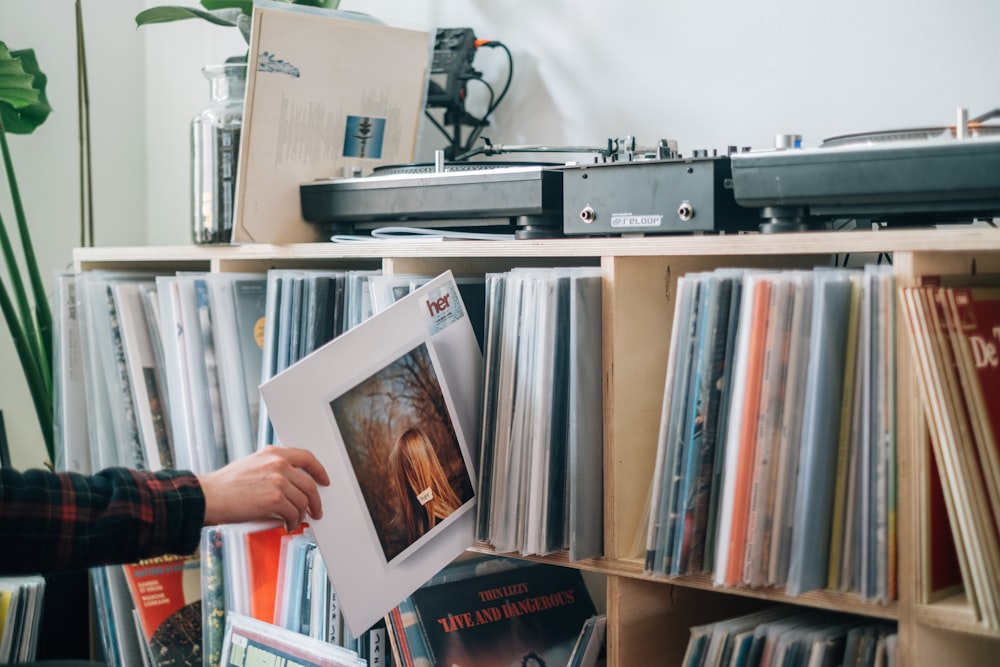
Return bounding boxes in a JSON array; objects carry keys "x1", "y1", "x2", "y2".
[
  {"x1": 299, "y1": 108, "x2": 1000, "y2": 239},
  {"x1": 299, "y1": 140, "x2": 626, "y2": 239},
  {"x1": 730, "y1": 108, "x2": 1000, "y2": 232},
  {"x1": 299, "y1": 160, "x2": 565, "y2": 240},
  {"x1": 299, "y1": 138, "x2": 762, "y2": 239}
]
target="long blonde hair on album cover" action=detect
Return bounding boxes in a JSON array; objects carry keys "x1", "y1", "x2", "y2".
[{"x1": 389, "y1": 426, "x2": 463, "y2": 541}]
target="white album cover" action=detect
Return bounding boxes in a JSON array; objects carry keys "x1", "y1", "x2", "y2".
[
  {"x1": 232, "y1": 3, "x2": 431, "y2": 243},
  {"x1": 260, "y1": 271, "x2": 482, "y2": 636}
]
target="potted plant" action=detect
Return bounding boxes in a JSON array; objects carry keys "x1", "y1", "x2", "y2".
[
  {"x1": 0, "y1": 41, "x2": 55, "y2": 466},
  {"x1": 3, "y1": 41, "x2": 98, "y2": 656}
]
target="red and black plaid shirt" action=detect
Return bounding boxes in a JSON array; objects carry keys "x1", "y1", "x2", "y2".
[{"x1": 0, "y1": 466, "x2": 205, "y2": 574}]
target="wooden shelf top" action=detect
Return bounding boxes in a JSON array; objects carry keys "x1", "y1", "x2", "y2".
[
  {"x1": 915, "y1": 594, "x2": 1000, "y2": 639},
  {"x1": 74, "y1": 226, "x2": 1000, "y2": 266},
  {"x1": 470, "y1": 547, "x2": 900, "y2": 621}
]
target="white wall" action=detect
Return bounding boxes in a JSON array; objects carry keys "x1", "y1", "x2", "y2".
[
  {"x1": 1, "y1": 0, "x2": 998, "y2": 467},
  {"x1": 142, "y1": 1, "x2": 249, "y2": 246},
  {"x1": 411, "y1": 0, "x2": 1000, "y2": 154},
  {"x1": 0, "y1": 0, "x2": 149, "y2": 468},
  {"x1": 0, "y1": 1, "x2": 246, "y2": 466}
]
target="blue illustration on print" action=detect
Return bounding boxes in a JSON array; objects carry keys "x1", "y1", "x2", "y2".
[
  {"x1": 343, "y1": 115, "x2": 386, "y2": 160},
  {"x1": 257, "y1": 51, "x2": 300, "y2": 78}
]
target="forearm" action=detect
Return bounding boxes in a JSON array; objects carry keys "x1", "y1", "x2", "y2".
[{"x1": 0, "y1": 467, "x2": 206, "y2": 574}]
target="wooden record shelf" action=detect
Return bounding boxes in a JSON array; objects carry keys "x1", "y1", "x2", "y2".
[{"x1": 74, "y1": 226, "x2": 1000, "y2": 666}]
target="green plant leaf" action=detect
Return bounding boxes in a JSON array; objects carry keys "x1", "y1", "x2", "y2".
[
  {"x1": 135, "y1": 6, "x2": 241, "y2": 28},
  {"x1": 201, "y1": 0, "x2": 253, "y2": 14},
  {"x1": 0, "y1": 43, "x2": 54, "y2": 462},
  {"x1": 0, "y1": 45, "x2": 38, "y2": 108},
  {"x1": 0, "y1": 44, "x2": 52, "y2": 135},
  {"x1": 0, "y1": 278, "x2": 52, "y2": 464}
]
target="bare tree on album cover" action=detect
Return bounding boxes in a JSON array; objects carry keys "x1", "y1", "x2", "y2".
[{"x1": 329, "y1": 342, "x2": 475, "y2": 565}]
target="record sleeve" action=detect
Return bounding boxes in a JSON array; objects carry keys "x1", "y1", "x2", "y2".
[
  {"x1": 678, "y1": 273, "x2": 734, "y2": 576},
  {"x1": 114, "y1": 281, "x2": 174, "y2": 472},
  {"x1": 567, "y1": 269, "x2": 604, "y2": 561},
  {"x1": 409, "y1": 562, "x2": 596, "y2": 667},
  {"x1": 647, "y1": 273, "x2": 699, "y2": 575},
  {"x1": 725, "y1": 274, "x2": 774, "y2": 587},
  {"x1": 786, "y1": 269, "x2": 856, "y2": 596},
  {"x1": 53, "y1": 272, "x2": 91, "y2": 474},
  {"x1": 122, "y1": 553, "x2": 202, "y2": 667},
  {"x1": 261, "y1": 271, "x2": 482, "y2": 636},
  {"x1": 475, "y1": 273, "x2": 506, "y2": 544},
  {"x1": 713, "y1": 272, "x2": 764, "y2": 586},
  {"x1": 742, "y1": 275, "x2": 793, "y2": 586},
  {"x1": 231, "y1": 4, "x2": 431, "y2": 243},
  {"x1": 220, "y1": 612, "x2": 364, "y2": 667},
  {"x1": 767, "y1": 271, "x2": 813, "y2": 586}
]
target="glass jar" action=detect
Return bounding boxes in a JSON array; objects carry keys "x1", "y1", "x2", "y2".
[{"x1": 191, "y1": 62, "x2": 246, "y2": 244}]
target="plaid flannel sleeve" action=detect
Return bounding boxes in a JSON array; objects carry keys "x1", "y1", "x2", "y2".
[{"x1": 0, "y1": 466, "x2": 206, "y2": 574}]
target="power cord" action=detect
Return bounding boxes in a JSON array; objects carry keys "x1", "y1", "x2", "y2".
[{"x1": 424, "y1": 37, "x2": 513, "y2": 161}]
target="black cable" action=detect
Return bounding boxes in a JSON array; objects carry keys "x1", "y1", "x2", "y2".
[
  {"x1": 478, "y1": 41, "x2": 513, "y2": 118},
  {"x1": 450, "y1": 40, "x2": 513, "y2": 160},
  {"x1": 453, "y1": 146, "x2": 487, "y2": 160},
  {"x1": 424, "y1": 109, "x2": 454, "y2": 143},
  {"x1": 461, "y1": 77, "x2": 496, "y2": 153}
]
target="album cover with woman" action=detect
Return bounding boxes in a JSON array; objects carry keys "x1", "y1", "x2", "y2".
[
  {"x1": 260, "y1": 271, "x2": 483, "y2": 637},
  {"x1": 328, "y1": 340, "x2": 477, "y2": 566}
]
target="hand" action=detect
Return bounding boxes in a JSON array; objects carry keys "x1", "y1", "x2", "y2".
[{"x1": 197, "y1": 446, "x2": 330, "y2": 531}]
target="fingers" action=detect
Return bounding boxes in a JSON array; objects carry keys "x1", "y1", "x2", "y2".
[
  {"x1": 275, "y1": 464, "x2": 323, "y2": 527},
  {"x1": 199, "y1": 445, "x2": 330, "y2": 530},
  {"x1": 262, "y1": 446, "x2": 327, "y2": 522},
  {"x1": 287, "y1": 464, "x2": 325, "y2": 521},
  {"x1": 271, "y1": 494, "x2": 306, "y2": 532},
  {"x1": 265, "y1": 445, "x2": 331, "y2": 487}
]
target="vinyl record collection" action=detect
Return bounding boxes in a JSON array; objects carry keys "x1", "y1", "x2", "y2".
[
  {"x1": 0, "y1": 575, "x2": 45, "y2": 663},
  {"x1": 899, "y1": 280, "x2": 1000, "y2": 629},
  {"x1": 201, "y1": 523, "x2": 378, "y2": 667},
  {"x1": 56, "y1": 266, "x2": 444, "y2": 665},
  {"x1": 473, "y1": 267, "x2": 605, "y2": 561},
  {"x1": 681, "y1": 607, "x2": 897, "y2": 667},
  {"x1": 220, "y1": 612, "x2": 367, "y2": 667},
  {"x1": 56, "y1": 256, "x2": 914, "y2": 664},
  {"x1": 56, "y1": 261, "x2": 509, "y2": 665},
  {"x1": 59, "y1": 267, "x2": 401, "y2": 479},
  {"x1": 644, "y1": 264, "x2": 897, "y2": 603}
]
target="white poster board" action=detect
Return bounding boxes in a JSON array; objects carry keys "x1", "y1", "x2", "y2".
[
  {"x1": 232, "y1": 4, "x2": 431, "y2": 243},
  {"x1": 261, "y1": 271, "x2": 482, "y2": 635}
]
